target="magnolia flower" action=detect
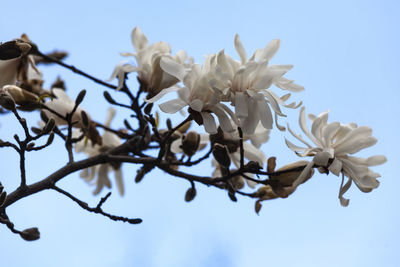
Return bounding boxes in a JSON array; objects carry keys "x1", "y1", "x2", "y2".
[
  {"x1": 109, "y1": 26, "x2": 191, "y2": 97},
  {"x1": 285, "y1": 107, "x2": 387, "y2": 206},
  {"x1": 147, "y1": 55, "x2": 235, "y2": 134},
  {"x1": 211, "y1": 35, "x2": 303, "y2": 134},
  {"x1": 74, "y1": 108, "x2": 125, "y2": 196},
  {"x1": 0, "y1": 39, "x2": 32, "y2": 88},
  {"x1": 43, "y1": 88, "x2": 87, "y2": 127}
]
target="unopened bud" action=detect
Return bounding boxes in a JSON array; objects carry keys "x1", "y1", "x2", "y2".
[
  {"x1": 103, "y1": 91, "x2": 117, "y2": 105},
  {"x1": 47, "y1": 132, "x2": 55, "y2": 145},
  {"x1": 182, "y1": 131, "x2": 200, "y2": 157},
  {"x1": 212, "y1": 143, "x2": 231, "y2": 168},
  {"x1": 27, "y1": 142, "x2": 35, "y2": 150},
  {"x1": 184, "y1": 187, "x2": 196, "y2": 202},
  {"x1": 19, "y1": 227, "x2": 40, "y2": 241},
  {"x1": 75, "y1": 89, "x2": 86, "y2": 107},
  {"x1": 0, "y1": 91, "x2": 16, "y2": 110},
  {"x1": 40, "y1": 111, "x2": 49, "y2": 122},
  {"x1": 228, "y1": 191, "x2": 237, "y2": 202},
  {"x1": 231, "y1": 176, "x2": 245, "y2": 190}
]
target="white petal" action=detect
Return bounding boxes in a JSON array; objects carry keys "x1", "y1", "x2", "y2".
[
  {"x1": 208, "y1": 105, "x2": 235, "y2": 133},
  {"x1": 114, "y1": 168, "x2": 125, "y2": 196},
  {"x1": 131, "y1": 27, "x2": 148, "y2": 51},
  {"x1": 145, "y1": 85, "x2": 181, "y2": 103},
  {"x1": 257, "y1": 99, "x2": 273, "y2": 129},
  {"x1": 159, "y1": 98, "x2": 187, "y2": 113},
  {"x1": 201, "y1": 112, "x2": 217, "y2": 134},
  {"x1": 160, "y1": 57, "x2": 187, "y2": 81},
  {"x1": 234, "y1": 34, "x2": 248, "y2": 64},
  {"x1": 328, "y1": 158, "x2": 343, "y2": 176},
  {"x1": 189, "y1": 99, "x2": 204, "y2": 112},
  {"x1": 260, "y1": 39, "x2": 280, "y2": 62},
  {"x1": 235, "y1": 92, "x2": 248, "y2": 119}
]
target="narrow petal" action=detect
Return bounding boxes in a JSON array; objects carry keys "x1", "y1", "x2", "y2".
[
  {"x1": 260, "y1": 39, "x2": 280, "y2": 62},
  {"x1": 131, "y1": 27, "x2": 148, "y2": 51},
  {"x1": 234, "y1": 34, "x2": 248, "y2": 64},
  {"x1": 201, "y1": 112, "x2": 217, "y2": 134},
  {"x1": 145, "y1": 85, "x2": 181, "y2": 103}
]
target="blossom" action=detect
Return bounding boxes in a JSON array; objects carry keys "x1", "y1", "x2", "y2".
[
  {"x1": 147, "y1": 55, "x2": 235, "y2": 134},
  {"x1": 74, "y1": 108, "x2": 125, "y2": 195},
  {"x1": 285, "y1": 107, "x2": 387, "y2": 206},
  {"x1": 0, "y1": 39, "x2": 32, "y2": 88},
  {"x1": 109, "y1": 26, "x2": 191, "y2": 97},
  {"x1": 211, "y1": 34, "x2": 303, "y2": 134}
]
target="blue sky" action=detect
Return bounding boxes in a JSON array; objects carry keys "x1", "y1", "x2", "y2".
[{"x1": 0, "y1": 0, "x2": 399, "y2": 266}]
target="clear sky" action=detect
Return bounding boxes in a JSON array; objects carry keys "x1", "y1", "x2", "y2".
[{"x1": 0, "y1": 0, "x2": 399, "y2": 266}]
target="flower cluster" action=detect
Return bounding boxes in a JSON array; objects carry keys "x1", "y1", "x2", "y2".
[{"x1": 145, "y1": 33, "x2": 303, "y2": 135}]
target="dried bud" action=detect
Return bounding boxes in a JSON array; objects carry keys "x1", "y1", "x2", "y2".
[
  {"x1": 212, "y1": 143, "x2": 231, "y2": 168},
  {"x1": 0, "y1": 91, "x2": 16, "y2": 110},
  {"x1": 135, "y1": 165, "x2": 154, "y2": 183},
  {"x1": 75, "y1": 89, "x2": 86, "y2": 106},
  {"x1": 19, "y1": 227, "x2": 40, "y2": 241},
  {"x1": 255, "y1": 201, "x2": 262, "y2": 215},
  {"x1": 184, "y1": 187, "x2": 196, "y2": 202},
  {"x1": 103, "y1": 91, "x2": 117, "y2": 105},
  {"x1": 182, "y1": 131, "x2": 200, "y2": 157},
  {"x1": 42, "y1": 118, "x2": 55, "y2": 134}
]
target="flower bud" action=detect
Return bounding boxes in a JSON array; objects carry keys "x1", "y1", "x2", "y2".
[
  {"x1": 75, "y1": 89, "x2": 86, "y2": 107},
  {"x1": 2, "y1": 85, "x2": 38, "y2": 106},
  {"x1": 0, "y1": 91, "x2": 16, "y2": 110},
  {"x1": 231, "y1": 175, "x2": 245, "y2": 190},
  {"x1": 184, "y1": 187, "x2": 196, "y2": 202},
  {"x1": 212, "y1": 143, "x2": 231, "y2": 168},
  {"x1": 182, "y1": 131, "x2": 200, "y2": 156},
  {"x1": 103, "y1": 91, "x2": 117, "y2": 105},
  {"x1": 19, "y1": 227, "x2": 40, "y2": 241}
]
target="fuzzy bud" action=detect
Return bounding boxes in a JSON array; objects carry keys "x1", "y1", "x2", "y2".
[
  {"x1": 75, "y1": 89, "x2": 86, "y2": 107},
  {"x1": 19, "y1": 227, "x2": 40, "y2": 241},
  {"x1": 181, "y1": 131, "x2": 200, "y2": 157},
  {"x1": 184, "y1": 187, "x2": 196, "y2": 202},
  {"x1": 0, "y1": 91, "x2": 16, "y2": 110}
]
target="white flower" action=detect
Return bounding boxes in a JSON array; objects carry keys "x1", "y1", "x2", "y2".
[
  {"x1": 147, "y1": 55, "x2": 235, "y2": 134},
  {"x1": 285, "y1": 107, "x2": 387, "y2": 206},
  {"x1": 74, "y1": 108, "x2": 125, "y2": 196},
  {"x1": 109, "y1": 26, "x2": 191, "y2": 96},
  {"x1": 212, "y1": 34, "x2": 303, "y2": 134},
  {"x1": 44, "y1": 88, "x2": 87, "y2": 127}
]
